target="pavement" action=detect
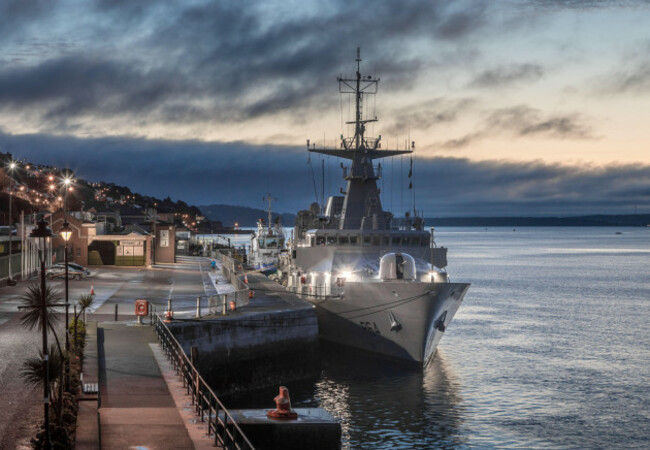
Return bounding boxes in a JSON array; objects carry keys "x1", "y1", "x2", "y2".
[
  {"x1": 2, "y1": 256, "x2": 312, "y2": 449},
  {"x1": 0, "y1": 257, "x2": 222, "y2": 449},
  {"x1": 76, "y1": 317, "x2": 218, "y2": 449}
]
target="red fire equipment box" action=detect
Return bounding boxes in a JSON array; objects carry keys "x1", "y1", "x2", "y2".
[{"x1": 135, "y1": 299, "x2": 149, "y2": 316}]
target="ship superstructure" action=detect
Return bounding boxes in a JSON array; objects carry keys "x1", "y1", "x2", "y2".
[
  {"x1": 278, "y1": 49, "x2": 469, "y2": 366},
  {"x1": 248, "y1": 194, "x2": 285, "y2": 273}
]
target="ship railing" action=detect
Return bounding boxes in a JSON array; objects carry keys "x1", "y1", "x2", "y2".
[{"x1": 152, "y1": 313, "x2": 255, "y2": 450}]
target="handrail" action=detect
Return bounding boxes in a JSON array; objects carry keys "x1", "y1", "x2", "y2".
[{"x1": 151, "y1": 313, "x2": 255, "y2": 449}]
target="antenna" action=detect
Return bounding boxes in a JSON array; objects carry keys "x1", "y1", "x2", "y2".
[{"x1": 263, "y1": 194, "x2": 276, "y2": 233}]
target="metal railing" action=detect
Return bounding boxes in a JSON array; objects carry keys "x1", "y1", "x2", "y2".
[
  {"x1": 213, "y1": 252, "x2": 251, "y2": 309},
  {"x1": 152, "y1": 313, "x2": 255, "y2": 450}
]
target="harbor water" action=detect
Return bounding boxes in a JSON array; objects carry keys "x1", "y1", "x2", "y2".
[{"x1": 224, "y1": 227, "x2": 650, "y2": 449}]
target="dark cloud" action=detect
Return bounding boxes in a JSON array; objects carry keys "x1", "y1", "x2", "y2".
[
  {"x1": 0, "y1": 0, "x2": 55, "y2": 39},
  {"x1": 437, "y1": 105, "x2": 596, "y2": 149},
  {"x1": 526, "y1": 0, "x2": 650, "y2": 9},
  {"x1": 468, "y1": 64, "x2": 544, "y2": 88},
  {"x1": 1, "y1": 131, "x2": 647, "y2": 217},
  {"x1": 0, "y1": 0, "x2": 490, "y2": 127},
  {"x1": 0, "y1": 56, "x2": 183, "y2": 121}
]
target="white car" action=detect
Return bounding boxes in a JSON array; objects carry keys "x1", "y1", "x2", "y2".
[{"x1": 46, "y1": 263, "x2": 91, "y2": 280}]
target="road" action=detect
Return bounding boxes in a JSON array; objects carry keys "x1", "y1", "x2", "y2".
[{"x1": 0, "y1": 256, "x2": 222, "y2": 448}]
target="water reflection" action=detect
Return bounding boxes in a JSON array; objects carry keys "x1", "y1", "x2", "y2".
[{"x1": 314, "y1": 344, "x2": 466, "y2": 449}]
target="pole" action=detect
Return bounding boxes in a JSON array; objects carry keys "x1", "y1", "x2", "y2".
[
  {"x1": 40, "y1": 244, "x2": 52, "y2": 449},
  {"x1": 8, "y1": 176, "x2": 12, "y2": 281},
  {"x1": 152, "y1": 205, "x2": 157, "y2": 265},
  {"x1": 64, "y1": 184, "x2": 70, "y2": 392},
  {"x1": 64, "y1": 235, "x2": 69, "y2": 391},
  {"x1": 74, "y1": 304, "x2": 77, "y2": 351},
  {"x1": 114, "y1": 304, "x2": 118, "y2": 321},
  {"x1": 196, "y1": 296, "x2": 201, "y2": 319}
]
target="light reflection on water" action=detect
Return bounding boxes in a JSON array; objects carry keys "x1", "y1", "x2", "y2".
[{"x1": 225, "y1": 227, "x2": 650, "y2": 449}]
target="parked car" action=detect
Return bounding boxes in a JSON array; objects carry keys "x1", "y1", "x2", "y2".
[{"x1": 46, "y1": 263, "x2": 91, "y2": 280}]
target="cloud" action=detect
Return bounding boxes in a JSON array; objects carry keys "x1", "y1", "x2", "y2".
[
  {"x1": 383, "y1": 98, "x2": 476, "y2": 135},
  {"x1": 525, "y1": 0, "x2": 650, "y2": 10},
  {"x1": 437, "y1": 105, "x2": 596, "y2": 149},
  {"x1": 0, "y1": 0, "x2": 492, "y2": 132},
  {"x1": 2, "y1": 131, "x2": 648, "y2": 217},
  {"x1": 601, "y1": 61, "x2": 650, "y2": 94},
  {"x1": 468, "y1": 64, "x2": 544, "y2": 88}
]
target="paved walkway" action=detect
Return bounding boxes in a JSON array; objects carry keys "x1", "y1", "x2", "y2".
[{"x1": 94, "y1": 321, "x2": 211, "y2": 449}]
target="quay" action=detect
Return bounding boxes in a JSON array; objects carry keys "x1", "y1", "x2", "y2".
[{"x1": 65, "y1": 254, "x2": 339, "y2": 449}]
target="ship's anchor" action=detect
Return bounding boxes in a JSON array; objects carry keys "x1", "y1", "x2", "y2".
[
  {"x1": 387, "y1": 311, "x2": 402, "y2": 332},
  {"x1": 435, "y1": 311, "x2": 448, "y2": 332}
]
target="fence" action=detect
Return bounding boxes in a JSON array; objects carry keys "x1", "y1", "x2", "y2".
[{"x1": 152, "y1": 313, "x2": 255, "y2": 449}]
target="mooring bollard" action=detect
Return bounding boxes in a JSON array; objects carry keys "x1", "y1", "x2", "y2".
[
  {"x1": 196, "y1": 296, "x2": 201, "y2": 318},
  {"x1": 114, "y1": 304, "x2": 118, "y2": 321}
]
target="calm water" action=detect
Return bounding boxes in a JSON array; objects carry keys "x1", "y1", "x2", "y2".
[{"x1": 231, "y1": 227, "x2": 650, "y2": 449}]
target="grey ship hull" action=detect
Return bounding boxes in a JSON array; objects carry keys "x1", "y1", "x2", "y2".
[{"x1": 302, "y1": 281, "x2": 469, "y2": 366}]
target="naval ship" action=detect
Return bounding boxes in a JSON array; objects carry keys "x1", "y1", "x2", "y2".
[
  {"x1": 247, "y1": 194, "x2": 286, "y2": 273},
  {"x1": 278, "y1": 50, "x2": 469, "y2": 367}
]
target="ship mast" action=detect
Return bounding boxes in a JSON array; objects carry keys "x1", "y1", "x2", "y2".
[
  {"x1": 308, "y1": 48, "x2": 412, "y2": 230},
  {"x1": 263, "y1": 193, "x2": 276, "y2": 233}
]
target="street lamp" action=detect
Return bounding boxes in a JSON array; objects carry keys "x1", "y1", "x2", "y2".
[
  {"x1": 7, "y1": 161, "x2": 16, "y2": 285},
  {"x1": 29, "y1": 218, "x2": 53, "y2": 450},
  {"x1": 60, "y1": 221, "x2": 72, "y2": 392}
]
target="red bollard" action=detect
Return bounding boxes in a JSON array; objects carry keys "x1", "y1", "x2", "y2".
[{"x1": 267, "y1": 386, "x2": 298, "y2": 419}]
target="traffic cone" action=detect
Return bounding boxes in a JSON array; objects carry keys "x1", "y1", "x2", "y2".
[
  {"x1": 164, "y1": 298, "x2": 173, "y2": 323},
  {"x1": 244, "y1": 274, "x2": 248, "y2": 284},
  {"x1": 90, "y1": 284, "x2": 95, "y2": 295}
]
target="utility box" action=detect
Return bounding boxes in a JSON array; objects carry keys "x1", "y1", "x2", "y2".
[{"x1": 135, "y1": 299, "x2": 149, "y2": 316}]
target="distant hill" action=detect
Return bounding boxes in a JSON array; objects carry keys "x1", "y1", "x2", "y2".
[
  {"x1": 200, "y1": 206, "x2": 650, "y2": 228},
  {"x1": 424, "y1": 215, "x2": 650, "y2": 227},
  {"x1": 199, "y1": 204, "x2": 296, "y2": 227}
]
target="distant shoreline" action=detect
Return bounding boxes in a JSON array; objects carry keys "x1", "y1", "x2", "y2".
[{"x1": 424, "y1": 215, "x2": 650, "y2": 227}]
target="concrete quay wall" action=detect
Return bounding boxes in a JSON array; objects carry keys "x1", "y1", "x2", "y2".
[{"x1": 167, "y1": 307, "x2": 320, "y2": 396}]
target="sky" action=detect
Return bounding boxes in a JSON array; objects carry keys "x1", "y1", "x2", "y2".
[{"x1": 1, "y1": 0, "x2": 650, "y2": 217}]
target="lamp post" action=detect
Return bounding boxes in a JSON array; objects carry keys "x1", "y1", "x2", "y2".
[
  {"x1": 7, "y1": 161, "x2": 16, "y2": 284},
  {"x1": 30, "y1": 218, "x2": 53, "y2": 450},
  {"x1": 60, "y1": 221, "x2": 72, "y2": 392}
]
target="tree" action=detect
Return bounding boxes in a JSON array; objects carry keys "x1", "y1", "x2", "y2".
[{"x1": 18, "y1": 283, "x2": 66, "y2": 430}]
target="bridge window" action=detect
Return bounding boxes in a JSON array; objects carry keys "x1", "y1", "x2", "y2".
[
  {"x1": 339, "y1": 236, "x2": 349, "y2": 245},
  {"x1": 392, "y1": 236, "x2": 401, "y2": 246},
  {"x1": 327, "y1": 236, "x2": 337, "y2": 245},
  {"x1": 363, "y1": 236, "x2": 372, "y2": 246},
  {"x1": 349, "y1": 235, "x2": 359, "y2": 245},
  {"x1": 382, "y1": 236, "x2": 390, "y2": 246},
  {"x1": 371, "y1": 236, "x2": 380, "y2": 246}
]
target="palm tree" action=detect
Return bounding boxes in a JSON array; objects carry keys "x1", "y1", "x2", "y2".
[
  {"x1": 18, "y1": 283, "x2": 66, "y2": 427},
  {"x1": 20, "y1": 344, "x2": 63, "y2": 400},
  {"x1": 20, "y1": 345, "x2": 69, "y2": 447},
  {"x1": 19, "y1": 283, "x2": 63, "y2": 333},
  {"x1": 74, "y1": 293, "x2": 95, "y2": 321}
]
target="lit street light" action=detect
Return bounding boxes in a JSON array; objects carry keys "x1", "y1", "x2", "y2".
[
  {"x1": 7, "y1": 161, "x2": 16, "y2": 286},
  {"x1": 60, "y1": 221, "x2": 72, "y2": 392},
  {"x1": 30, "y1": 218, "x2": 53, "y2": 450}
]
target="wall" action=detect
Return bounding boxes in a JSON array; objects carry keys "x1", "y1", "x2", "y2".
[
  {"x1": 155, "y1": 224, "x2": 176, "y2": 264},
  {"x1": 168, "y1": 308, "x2": 320, "y2": 396}
]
